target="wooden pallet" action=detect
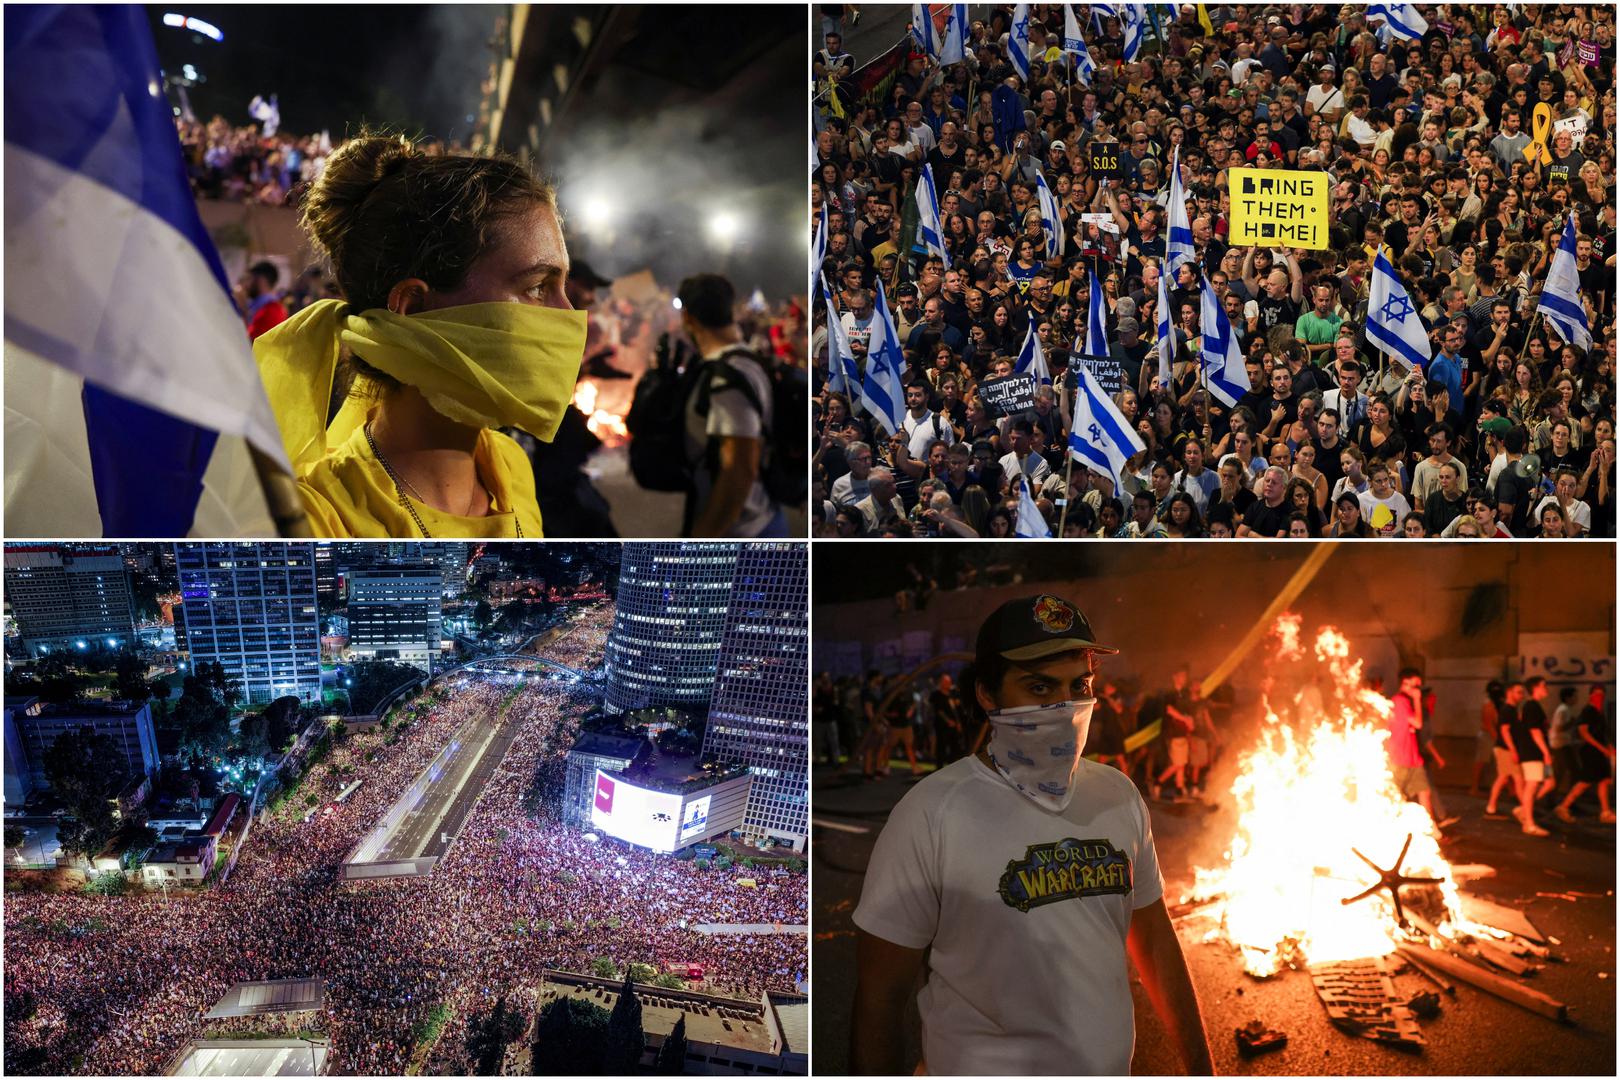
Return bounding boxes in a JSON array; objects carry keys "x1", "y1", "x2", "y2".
[{"x1": 1309, "y1": 957, "x2": 1425, "y2": 1049}]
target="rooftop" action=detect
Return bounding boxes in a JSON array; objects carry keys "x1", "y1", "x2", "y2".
[
  {"x1": 612, "y1": 750, "x2": 749, "y2": 795},
  {"x1": 541, "y1": 972, "x2": 777, "y2": 1056},
  {"x1": 204, "y1": 978, "x2": 327, "y2": 1019},
  {"x1": 567, "y1": 730, "x2": 648, "y2": 761}
]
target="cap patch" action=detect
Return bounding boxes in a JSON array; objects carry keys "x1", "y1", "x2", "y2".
[{"x1": 1031, "y1": 594, "x2": 1078, "y2": 634}]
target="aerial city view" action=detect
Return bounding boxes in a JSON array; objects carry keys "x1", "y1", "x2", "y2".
[{"x1": 2, "y1": 542, "x2": 808, "y2": 1075}]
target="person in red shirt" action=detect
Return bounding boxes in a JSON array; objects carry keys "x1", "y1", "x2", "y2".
[
  {"x1": 1388, "y1": 667, "x2": 1438, "y2": 823},
  {"x1": 241, "y1": 260, "x2": 288, "y2": 340}
]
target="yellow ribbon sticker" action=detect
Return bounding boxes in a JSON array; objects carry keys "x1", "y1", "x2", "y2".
[{"x1": 1523, "y1": 102, "x2": 1554, "y2": 166}]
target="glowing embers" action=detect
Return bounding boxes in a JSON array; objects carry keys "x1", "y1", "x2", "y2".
[{"x1": 1188, "y1": 618, "x2": 1475, "y2": 977}]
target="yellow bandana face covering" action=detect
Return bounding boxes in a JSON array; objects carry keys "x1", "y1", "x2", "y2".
[{"x1": 254, "y1": 299, "x2": 588, "y2": 476}]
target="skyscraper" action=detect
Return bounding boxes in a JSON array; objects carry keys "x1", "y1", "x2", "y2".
[
  {"x1": 702, "y1": 543, "x2": 809, "y2": 850},
  {"x1": 3, "y1": 545, "x2": 135, "y2": 653},
  {"x1": 346, "y1": 567, "x2": 444, "y2": 669},
  {"x1": 174, "y1": 543, "x2": 321, "y2": 704},
  {"x1": 603, "y1": 543, "x2": 740, "y2": 713}
]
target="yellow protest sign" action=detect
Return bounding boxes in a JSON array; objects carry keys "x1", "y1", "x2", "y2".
[{"x1": 1227, "y1": 167, "x2": 1330, "y2": 250}]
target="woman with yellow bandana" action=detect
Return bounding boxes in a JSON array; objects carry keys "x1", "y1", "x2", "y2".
[{"x1": 254, "y1": 133, "x2": 587, "y2": 537}]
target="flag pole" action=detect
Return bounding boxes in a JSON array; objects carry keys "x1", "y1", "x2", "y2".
[{"x1": 1059, "y1": 445, "x2": 1076, "y2": 535}]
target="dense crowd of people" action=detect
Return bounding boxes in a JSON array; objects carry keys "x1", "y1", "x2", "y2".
[
  {"x1": 523, "y1": 601, "x2": 614, "y2": 671},
  {"x1": 812, "y1": 4, "x2": 1616, "y2": 537},
  {"x1": 4, "y1": 625, "x2": 806, "y2": 1075}
]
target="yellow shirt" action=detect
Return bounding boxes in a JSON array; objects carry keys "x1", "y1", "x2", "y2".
[{"x1": 296, "y1": 421, "x2": 542, "y2": 538}]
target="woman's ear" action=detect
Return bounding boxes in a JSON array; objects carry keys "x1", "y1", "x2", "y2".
[{"x1": 387, "y1": 278, "x2": 431, "y2": 316}]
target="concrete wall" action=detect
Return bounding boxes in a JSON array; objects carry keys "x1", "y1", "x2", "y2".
[{"x1": 812, "y1": 543, "x2": 1615, "y2": 738}]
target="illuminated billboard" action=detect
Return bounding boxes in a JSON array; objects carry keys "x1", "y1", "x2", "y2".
[
  {"x1": 591, "y1": 770, "x2": 685, "y2": 853},
  {"x1": 679, "y1": 795, "x2": 711, "y2": 842}
]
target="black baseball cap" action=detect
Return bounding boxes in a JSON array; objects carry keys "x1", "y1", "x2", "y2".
[
  {"x1": 569, "y1": 260, "x2": 614, "y2": 289},
  {"x1": 976, "y1": 595, "x2": 1118, "y2": 663}
]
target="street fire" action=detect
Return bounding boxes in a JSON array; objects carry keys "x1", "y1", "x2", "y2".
[
  {"x1": 572, "y1": 379, "x2": 630, "y2": 446},
  {"x1": 1189, "y1": 618, "x2": 1483, "y2": 977}
]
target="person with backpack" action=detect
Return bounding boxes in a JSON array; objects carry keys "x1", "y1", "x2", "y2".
[{"x1": 677, "y1": 274, "x2": 787, "y2": 536}]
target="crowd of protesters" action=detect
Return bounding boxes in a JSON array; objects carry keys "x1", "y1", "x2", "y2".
[
  {"x1": 523, "y1": 600, "x2": 614, "y2": 671},
  {"x1": 4, "y1": 656, "x2": 805, "y2": 1074},
  {"x1": 811, "y1": 4, "x2": 1616, "y2": 538}
]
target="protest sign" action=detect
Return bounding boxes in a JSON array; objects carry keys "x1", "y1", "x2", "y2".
[
  {"x1": 1089, "y1": 142, "x2": 1120, "y2": 175},
  {"x1": 978, "y1": 373, "x2": 1038, "y2": 416},
  {"x1": 1227, "y1": 167, "x2": 1330, "y2": 249}
]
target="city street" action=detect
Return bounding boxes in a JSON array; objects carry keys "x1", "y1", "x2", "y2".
[{"x1": 811, "y1": 760, "x2": 1616, "y2": 1076}]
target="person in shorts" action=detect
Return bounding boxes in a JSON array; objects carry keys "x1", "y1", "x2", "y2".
[
  {"x1": 1151, "y1": 666, "x2": 1198, "y2": 800},
  {"x1": 849, "y1": 595, "x2": 1213, "y2": 1075},
  {"x1": 1471, "y1": 680, "x2": 1505, "y2": 796},
  {"x1": 1485, "y1": 681, "x2": 1525, "y2": 822},
  {"x1": 1554, "y1": 685, "x2": 1616, "y2": 824},
  {"x1": 1387, "y1": 668, "x2": 1438, "y2": 822}
]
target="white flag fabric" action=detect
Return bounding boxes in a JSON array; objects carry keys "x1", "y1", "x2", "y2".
[
  {"x1": 1197, "y1": 274, "x2": 1253, "y2": 408},
  {"x1": 1366, "y1": 247, "x2": 1432, "y2": 371},
  {"x1": 1034, "y1": 165, "x2": 1064, "y2": 261},
  {"x1": 1163, "y1": 146, "x2": 1195, "y2": 282},
  {"x1": 1010, "y1": 3, "x2": 1032, "y2": 82},
  {"x1": 916, "y1": 162, "x2": 950, "y2": 268},
  {"x1": 1084, "y1": 267, "x2": 1109, "y2": 362},
  {"x1": 1368, "y1": 3, "x2": 1428, "y2": 42},
  {"x1": 1068, "y1": 361, "x2": 1146, "y2": 496},
  {"x1": 811, "y1": 202, "x2": 829, "y2": 294},
  {"x1": 1014, "y1": 475, "x2": 1051, "y2": 537},
  {"x1": 859, "y1": 281, "x2": 909, "y2": 435},
  {"x1": 825, "y1": 285, "x2": 861, "y2": 400},
  {"x1": 939, "y1": 4, "x2": 969, "y2": 65},
  {"x1": 1535, "y1": 215, "x2": 1593, "y2": 352},
  {"x1": 1015, "y1": 319, "x2": 1052, "y2": 386},
  {"x1": 1156, "y1": 262, "x2": 1175, "y2": 386},
  {"x1": 1120, "y1": 4, "x2": 1146, "y2": 61},
  {"x1": 912, "y1": 4, "x2": 934, "y2": 51},
  {"x1": 1063, "y1": 5, "x2": 1096, "y2": 84}
]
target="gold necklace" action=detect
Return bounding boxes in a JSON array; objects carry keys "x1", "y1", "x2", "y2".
[{"x1": 363, "y1": 422, "x2": 521, "y2": 538}]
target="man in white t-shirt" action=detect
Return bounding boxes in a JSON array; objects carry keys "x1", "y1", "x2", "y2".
[
  {"x1": 851, "y1": 595, "x2": 1212, "y2": 1075},
  {"x1": 998, "y1": 419, "x2": 1052, "y2": 487},
  {"x1": 901, "y1": 382, "x2": 955, "y2": 459}
]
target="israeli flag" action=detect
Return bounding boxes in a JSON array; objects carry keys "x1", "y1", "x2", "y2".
[
  {"x1": 1366, "y1": 247, "x2": 1432, "y2": 371},
  {"x1": 1010, "y1": 3, "x2": 1032, "y2": 83},
  {"x1": 1164, "y1": 146, "x2": 1195, "y2": 282},
  {"x1": 824, "y1": 283, "x2": 861, "y2": 400},
  {"x1": 1068, "y1": 361, "x2": 1145, "y2": 496},
  {"x1": 1063, "y1": 5, "x2": 1097, "y2": 84},
  {"x1": 1536, "y1": 215, "x2": 1593, "y2": 352},
  {"x1": 916, "y1": 163, "x2": 950, "y2": 268},
  {"x1": 1034, "y1": 166, "x2": 1064, "y2": 261},
  {"x1": 1368, "y1": 3, "x2": 1429, "y2": 43},
  {"x1": 1084, "y1": 267, "x2": 1109, "y2": 363},
  {"x1": 1156, "y1": 261, "x2": 1175, "y2": 386},
  {"x1": 860, "y1": 282, "x2": 909, "y2": 435},
  {"x1": 1198, "y1": 274, "x2": 1253, "y2": 408},
  {"x1": 912, "y1": 4, "x2": 935, "y2": 51},
  {"x1": 4, "y1": 5, "x2": 290, "y2": 537},
  {"x1": 1014, "y1": 476, "x2": 1052, "y2": 537},
  {"x1": 1015, "y1": 320, "x2": 1052, "y2": 386},
  {"x1": 939, "y1": 4, "x2": 969, "y2": 65},
  {"x1": 248, "y1": 93, "x2": 280, "y2": 138},
  {"x1": 1121, "y1": 4, "x2": 1146, "y2": 61},
  {"x1": 811, "y1": 202, "x2": 829, "y2": 295}
]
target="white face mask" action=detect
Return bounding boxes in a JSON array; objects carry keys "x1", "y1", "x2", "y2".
[{"x1": 986, "y1": 699, "x2": 1096, "y2": 812}]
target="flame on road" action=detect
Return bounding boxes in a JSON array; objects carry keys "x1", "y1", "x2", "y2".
[
  {"x1": 1189, "y1": 619, "x2": 1482, "y2": 977},
  {"x1": 573, "y1": 379, "x2": 629, "y2": 446}
]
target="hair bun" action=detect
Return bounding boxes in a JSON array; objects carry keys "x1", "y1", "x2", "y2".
[{"x1": 300, "y1": 132, "x2": 417, "y2": 264}]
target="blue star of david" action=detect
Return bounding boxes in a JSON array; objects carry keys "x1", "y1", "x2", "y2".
[
  {"x1": 1088, "y1": 422, "x2": 1108, "y2": 448},
  {"x1": 1379, "y1": 293, "x2": 1415, "y2": 325},
  {"x1": 1015, "y1": 14, "x2": 1029, "y2": 41}
]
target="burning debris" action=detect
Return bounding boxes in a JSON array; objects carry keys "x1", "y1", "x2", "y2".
[{"x1": 1180, "y1": 616, "x2": 1580, "y2": 1051}]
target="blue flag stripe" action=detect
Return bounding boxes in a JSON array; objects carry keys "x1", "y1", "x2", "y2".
[{"x1": 1364, "y1": 318, "x2": 1430, "y2": 369}]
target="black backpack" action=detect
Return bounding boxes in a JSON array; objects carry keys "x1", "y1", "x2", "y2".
[{"x1": 626, "y1": 340, "x2": 807, "y2": 506}]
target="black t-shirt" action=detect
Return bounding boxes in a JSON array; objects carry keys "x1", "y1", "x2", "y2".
[
  {"x1": 1512, "y1": 699, "x2": 1548, "y2": 759},
  {"x1": 1314, "y1": 437, "x2": 1346, "y2": 489},
  {"x1": 1255, "y1": 293, "x2": 1299, "y2": 334},
  {"x1": 1495, "y1": 702, "x2": 1517, "y2": 749},
  {"x1": 1241, "y1": 497, "x2": 1292, "y2": 536},
  {"x1": 1211, "y1": 485, "x2": 1258, "y2": 517},
  {"x1": 1495, "y1": 461, "x2": 1538, "y2": 535}
]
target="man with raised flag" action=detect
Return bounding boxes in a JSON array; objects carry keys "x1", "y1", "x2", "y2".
[
  {"x1": 1010, "y1": 2, "x2": 1033, "y2": 84},
  {"x1": 1163, "y1": 147, "x2": 1195, "y2": 282},
  {"x1": 1063, "y1": 4, "x2": 1097, "y2": 85},
  {"x1": 860, "y1": 281, "x2": 910, "y2": 437},
  {"x1": 5, "y1": 5, "x2": 298, "y2": 537},
  {"x1": 916, "y1": 162, "x2": 950, "y2": 268},
  {"x1": 1535, "y1": 215, "x2": 1593, "y2": 353},
  {"x1": 1366, "y1": 247, "x2": 1432, "y2": 374}
]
